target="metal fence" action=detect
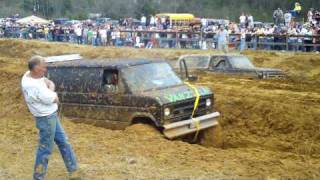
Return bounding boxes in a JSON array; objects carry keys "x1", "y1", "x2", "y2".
[
  {"x1": 121, "y1": 30, "x2": 320, "y2": 51},
  {"x1": 1, "y1": 28, "x2": 320, "y2": 52}
]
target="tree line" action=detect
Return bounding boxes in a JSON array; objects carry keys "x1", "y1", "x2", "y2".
[{"x1": 1, "y1": 0, "x2": 319, "y2": 21}]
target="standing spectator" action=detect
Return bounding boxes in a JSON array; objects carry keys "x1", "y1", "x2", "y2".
[
  {"x1": 96, "y1": 27, "x2": 101, "y2": 46},
  {"x1": 111, "y1": 29, "x2": 116, "y2": 46},
  {"x1": 134, "y1": 33, "x2": 142, "y2": 48},
  {"x1": 284, "y1": 11, "x2": 292, "y2": 27},
  {"x1": 165, "y1": 18, "x2": 170, "y2": 29},
  {"x1": 99, "y1": 27, "x2": 107, "y2": 46},
  {"x1": 201, "y1": 18, "x2": 208, "y2": 30},
  {"x1": 250, "y1": 28, "x2": 258, "y2": 50},
  {"x1": 150, "y1": 15, "x2": 156, "y2": 27},
  {"x1": 315, "y1": 11, "x2": 320, "y2": 25},
  {"x1": 21, "y1": 56, "x2": 81, "y2": 180},
  {"x1": 300, "y1": 25, "x2": 312, "y2": 52},
  {"x1": 115, "y1": 29, "x2": 121, "y2": 46},
  {"x1": 239, "y1": 13, "x2": 246, "y2": 28},
  {"x1": 216, "y1": 26, "x2": 229, "y2": 53},
  {"x1": 311, "y1": 26, "x2": 318, "y2": 51},
  {"x1": 273, "y1": 8, "x2": 284, "y2": 26},
  {"x1": 58, "y1": 27, "x2": 64, "y2": 42},
  {"x1": 305, "y1": 27, "x2": 313, "y2": 52},
  {"x1": 141, "y1": 15, "x2": 147, "y2": 27},
  {"x1": 239, "y1": 28, "x2": 247, "y2": 52},
  {"x1": 316, "y1": 27, "x2": 320, "y2": 52},
  {"x1": 44, "y1": 26, "x2": 49, "y2": 40},
  {"x1": 92, "y1": 28, "x2": 98, "y2": 46},
  {"x1": 87, "y1": 28, "x2": 93, "y2": 46},
  {"x1": 290, "y1": 2, "x2": 302, "y2": 18},
  {"x1": 247, "y1": 14, "x2": 254, "y2": 29},
  {"x1": 156, "y1": 16, "x2": 162, "y2": 29},
  {"x1": 308, "y1": 9, "x2": 314, "y2": 24},
  {"x1": 74, "y1": 26, "x2": 82, "y2": 44},
  {"x1": 160, "y1": 16, "x2": 166, "y2": 29},
  {"x1": 82, "y1": 26, "x2": 88, "y2": 45},
  {"x1": 287, "y1": 26, "x2": 298, "y2": 51},
  {"x1": 273, "y1": 26, "x2": 283, "y2": 50},
  {"x1": 180, "y1": 33, "x2": 188, "y2": 48}
]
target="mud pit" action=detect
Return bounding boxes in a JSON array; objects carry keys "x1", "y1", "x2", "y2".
[{"x1": 0, "y1": 39, "x2": 320, "y2": 180}]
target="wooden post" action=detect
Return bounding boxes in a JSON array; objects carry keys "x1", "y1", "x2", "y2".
[
  {"x1": 176, "y1": 31, "x2": 179, "y2": 49},
  {"x1": 286, "y1": 34, "x2": 289, "y2": 51},
  {"x1": 200, "y1": 31, "x2": 203, "y2": 49}
]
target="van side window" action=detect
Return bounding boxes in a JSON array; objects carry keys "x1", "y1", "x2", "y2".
[
  {"x1": 210, "y1": 57, "x2": 222, "y2": 67},
  {"x1": 216, "y1": 60, "x2": 227, "y2": 69},
  {"x1": 102, "y1": 69, "x2": 119, "y2": 93}
]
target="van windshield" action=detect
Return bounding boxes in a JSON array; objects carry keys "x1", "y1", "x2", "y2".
[
  {"x1": 229, "y1": 56, "x2": 255, "y2": 69},
  {"x1": 179, "y1": 56, "x2": 210, "y2": 69},
  {"x1": 122, "y1": 62, "x2": 183, "y2": 92}
]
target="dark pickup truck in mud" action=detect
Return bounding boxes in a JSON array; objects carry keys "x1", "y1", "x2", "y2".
[
  {"x1": 175, "y1": 54, "x2": 285, "y2": 79},
  {"x1": 46, "y1": 58, "x2": 220, "y2": 140}
]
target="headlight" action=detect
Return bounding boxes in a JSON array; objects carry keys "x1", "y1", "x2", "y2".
[
  {"x1": 263, "y1": 74, "x2": 267, "y2": 79},
  {"x1": 206, "y1": 99, "x2": 212, "y2": 107},
  {"x1": 164, "y1": 108, "x2": 171, "y2": 116}
]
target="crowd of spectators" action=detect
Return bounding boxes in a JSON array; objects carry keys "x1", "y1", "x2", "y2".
[{"x1": 0, "y1": 4, "x2": 319, "y2": 52}]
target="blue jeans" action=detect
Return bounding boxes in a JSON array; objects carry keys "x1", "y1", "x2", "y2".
[
  {"x1": 34, "y1": 112, "x2": 77, "y2": 180},
  {"x1": 240, "y1": 38, "x2": 246, "y2": 52}
]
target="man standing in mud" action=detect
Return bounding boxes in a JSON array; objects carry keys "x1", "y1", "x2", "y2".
[{"x1": 21, "y1": 56, "x2": 81, "y2": 180}]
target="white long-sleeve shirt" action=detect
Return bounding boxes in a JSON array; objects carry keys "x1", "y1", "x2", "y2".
[{"x1": 21, "y1": 71, "x2": 58, "y2": 117}]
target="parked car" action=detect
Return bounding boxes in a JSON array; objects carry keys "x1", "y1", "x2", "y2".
[
  {"x1": 175, "y1": 54, "x2": 285, "y2": 79},
  {"x1": 46, "y1": 56, "x2": 220, "y2": 140},
  {"x1": 95, "y1": 18, "x2": 111, "y2": 25},
  {"x1": 54, "y1": 18, "x2": 69, "y2": 25},
  {"x1": 64, "y1": 20, "x2": 81, "y2": 26}
]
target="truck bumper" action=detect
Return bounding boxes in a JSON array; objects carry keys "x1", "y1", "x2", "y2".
[{"x1": 163, "y1": 112, "x2": 220, "y2": 139}]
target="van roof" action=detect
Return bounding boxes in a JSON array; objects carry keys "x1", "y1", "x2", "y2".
[
  {"x1": 47, "y1": 59, "x2": 165, "y2": 69},
  {"x1": 178, "y1": 54, "x2": 245, "y2": 60},
  {"x1": 179, "y1": 54, "x2": 245, "y2": 58}
]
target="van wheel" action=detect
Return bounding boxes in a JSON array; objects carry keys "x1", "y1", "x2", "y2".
[
  {"x1": 200, "y1": 124, "x2": 224, "y2": 148},
  {"x1": 127, "y1": 118, "x2": 162, "y2": 138}
]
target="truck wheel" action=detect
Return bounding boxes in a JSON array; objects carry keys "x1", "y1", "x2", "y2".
[
  {"x1": 200, "y1": 124, "x2": 224, "y2": 148},
  {"x1": 128, "y1": 118, "x2": 162, "y2": 138}
]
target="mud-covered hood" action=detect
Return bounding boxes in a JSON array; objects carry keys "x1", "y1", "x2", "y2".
[
  {"x1": 255, "y1": 67, "x2": 285, "y2": 78},
  {"x1": 233, "y1": 67, "x2": 284, "y2": 77},
  {"x1": 142, "y1": 85, "x2": 213, "y2": 105},
  {"x1": 255, "y1": 67, "x2": 284, "y2": 74}
]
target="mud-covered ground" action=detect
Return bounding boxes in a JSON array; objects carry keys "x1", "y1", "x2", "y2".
[{"x1": 0, "y1": 39, "x2": 319, "y2": 180}]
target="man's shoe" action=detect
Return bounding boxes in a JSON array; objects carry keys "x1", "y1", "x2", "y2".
[{"x1": 69, "y1": 169, "x2": 84, "y2": 180}]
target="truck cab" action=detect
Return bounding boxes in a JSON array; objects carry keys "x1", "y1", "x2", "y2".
[
  {"x1": 47, "y1": 58, "x2": 220, "y2": 139},
  {"x1": 176, "y1": 54, "x2": 285, "y2": 79}
]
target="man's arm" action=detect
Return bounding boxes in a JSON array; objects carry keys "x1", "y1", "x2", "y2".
[
  {"x1": 53, "y1": 95, "x2": 59, "y2": 104},
  {"x1": 44, "y1": 78, "x2": 55, "y2": 92},
  {"x1": 41, "y1": 78, "x2": 59, "y2": 104},
  {"x1": 37, "y1": 86, "x2": 59, "y2": 105},
  {"x1": 24, "y1": 86, "x2": 58, "y2": 105},
  {"x1": 44, "y1": 78, "x2": 55, "y2": 91}
]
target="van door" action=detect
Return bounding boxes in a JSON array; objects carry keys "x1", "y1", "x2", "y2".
[{"x1": 94, "y1": 68, "x2": 129, "y2": 129}]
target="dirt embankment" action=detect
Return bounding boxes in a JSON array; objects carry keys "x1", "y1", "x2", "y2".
[{"x1": 0, "y1": 39, "x2": 320, "y2": 180}]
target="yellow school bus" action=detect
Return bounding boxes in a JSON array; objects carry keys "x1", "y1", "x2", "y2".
[{"x1": 156, "y1": 13, "x2": 200, "y2": 29}]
